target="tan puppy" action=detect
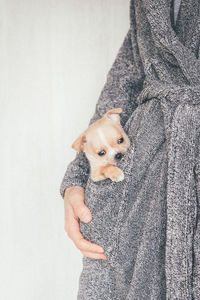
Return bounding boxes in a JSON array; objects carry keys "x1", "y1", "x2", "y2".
[{"x1": 72, "y1": 108, "x2": 131, "y2": 182}]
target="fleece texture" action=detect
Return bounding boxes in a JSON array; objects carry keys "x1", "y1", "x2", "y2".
[{"x1": 60, "y1": 0, "x2": 200, "y2": 299}]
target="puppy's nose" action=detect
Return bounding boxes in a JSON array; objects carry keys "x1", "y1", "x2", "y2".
[{"x1": 115, "y1": 152, "x2": 122, "y2": 160}]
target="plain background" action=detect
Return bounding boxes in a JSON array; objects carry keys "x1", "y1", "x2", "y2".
[{"x1": 0, "y1": 0, "x2": 129, "y2": 299}]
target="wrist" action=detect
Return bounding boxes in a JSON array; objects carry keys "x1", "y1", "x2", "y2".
[{"x1": 64, "y1": 185, "x2": 85, "y2": 198}]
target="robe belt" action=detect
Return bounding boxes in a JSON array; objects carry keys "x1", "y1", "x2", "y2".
[
  {"x1": 136, "y1": 81, "x2": 200, "y2": 299},
  {"x1": 136, "y1": 81, "x2": 200, "y2": 106}
]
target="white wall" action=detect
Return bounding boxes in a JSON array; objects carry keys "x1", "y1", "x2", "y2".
[{"x1": 0, "y1": 0, "x2": 129, "y2": 299}]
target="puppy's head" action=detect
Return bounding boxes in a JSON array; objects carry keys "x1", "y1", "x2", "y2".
[{"x1": 72, "y1": 107, "x2": 130, "y2": 166}]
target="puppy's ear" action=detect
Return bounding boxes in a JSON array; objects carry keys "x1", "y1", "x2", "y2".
[
  {"x1": 105, "y1": 107, "x2": 122, "y2": 124},
  {"x1": 72, "y1": 133, "x2": 87, "y2": 152}
]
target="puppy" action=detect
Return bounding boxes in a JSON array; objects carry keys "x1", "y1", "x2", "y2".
[{"x1": 72, "y1": 107, "x2": 131, "y2": 182}]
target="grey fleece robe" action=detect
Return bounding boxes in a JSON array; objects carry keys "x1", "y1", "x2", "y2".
[{"x1": 60, "y1": 0, "x2": 200, "y2": 299}]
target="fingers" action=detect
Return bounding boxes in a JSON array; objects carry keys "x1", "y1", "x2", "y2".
[
  {"x1": 72, "y1": 198, "x2": 92, "y2": 223},
  {"x1": 66, "y1": 187, "x2": 92, "y2": 223},
  {"x1": 73, "y1": 202, "x2": 92, "y2": 223},
  {"x1": 64, "y1": 186, "x2": 106, "y2": 260},
  {"x1": 81, "y1": 251, "x2": 108, "y2": 260},
  {"x1": 66, "y1": 207, "x2": 104, "y2": 254}
]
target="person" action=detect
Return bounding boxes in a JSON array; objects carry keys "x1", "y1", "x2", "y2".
[{"x1": 60, "y1": 0, "x2": 200, "y2": 299}]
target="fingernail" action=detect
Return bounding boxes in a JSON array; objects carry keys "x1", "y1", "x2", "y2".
[
  {"x1": 98, "y1": 247, "x2": 104, "y2": 253},
  {"x1": 84, "y1": 215, "x2": 91, "y2": 223}
]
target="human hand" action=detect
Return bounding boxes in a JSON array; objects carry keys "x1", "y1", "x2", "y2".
[{"x1": 64, "y1": 186, "x2": 108, "y2": 260}]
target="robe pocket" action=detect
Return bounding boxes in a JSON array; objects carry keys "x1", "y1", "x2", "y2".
[
  {"x1": 83, "y1": 135, "x2": 136, "y2": 212},
  {"x1": 80, "y1": 177, "x2": 120, "y2": 257},
  {"x1": 79, "y1": 139, "x2": 136, "y2": 259}
]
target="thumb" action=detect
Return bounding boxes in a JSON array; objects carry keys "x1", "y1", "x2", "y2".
[{"x1": 73, "y1": 201, "x2": 92, "y2": 223}]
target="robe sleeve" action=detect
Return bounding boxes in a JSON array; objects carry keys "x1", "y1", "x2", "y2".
[{"x1": 59, "y1": 29, "x2": 144, "y2": 199}]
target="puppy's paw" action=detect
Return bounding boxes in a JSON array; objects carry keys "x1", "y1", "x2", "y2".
[
  {"x1": 115, "y1": 171, "x2": 125, "y2": 182},
  {"x1": 109, "y1": 167, "x2": 124, "y2": 182}
]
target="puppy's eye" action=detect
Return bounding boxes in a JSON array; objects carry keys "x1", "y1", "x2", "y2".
[
  {"x1": 98, "y1": 150, "x2": 106, "y2": 156},
  {"x1": 118, "y1": 137, "x2": 124, "y2": 144}
]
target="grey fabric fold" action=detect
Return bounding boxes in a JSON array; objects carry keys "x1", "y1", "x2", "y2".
[{"x1": 137, "y1": 80, "x2": 200, "y2": 298}]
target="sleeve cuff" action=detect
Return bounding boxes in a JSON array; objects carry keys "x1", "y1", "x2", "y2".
[{"x1": 59, "y1": 178, "x2": 88, "y2": 199}]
